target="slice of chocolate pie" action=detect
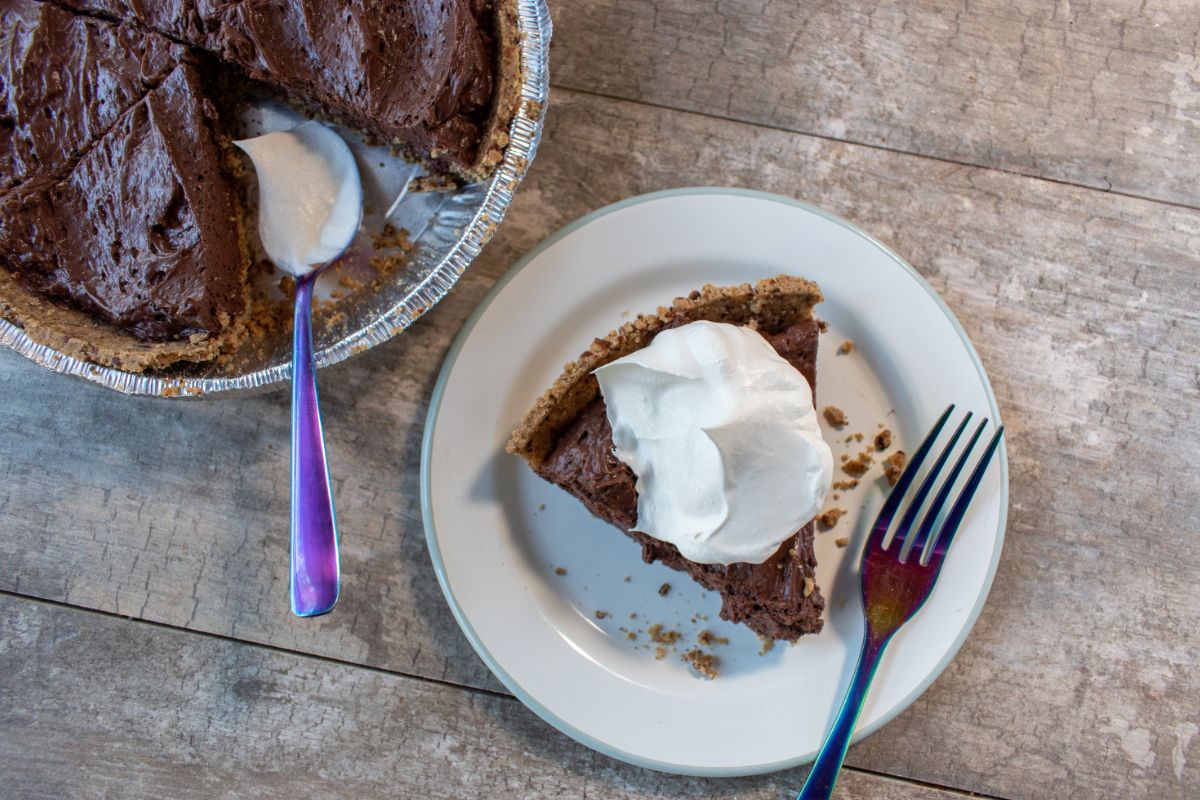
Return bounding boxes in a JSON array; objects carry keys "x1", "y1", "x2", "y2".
[{"x1": 507, "y1": 277, "x2": 831, "y2": 641}]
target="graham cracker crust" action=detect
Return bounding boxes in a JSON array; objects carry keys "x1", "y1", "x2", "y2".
[{"x1": 463, "y1": 0, "x2": 524, "y2": 182}]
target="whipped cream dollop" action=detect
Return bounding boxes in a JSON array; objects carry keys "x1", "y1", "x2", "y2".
[
  {"x1": 594, "y1": 320, "x2": 833, "y2": 565},
  {"x1": 235, "y1": 121, "x2": 362, "y2": 276}
]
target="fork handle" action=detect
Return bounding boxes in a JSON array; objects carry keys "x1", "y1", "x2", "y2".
[{"x1": 797, "y1": 632, "x2": 891, "y2": 799}]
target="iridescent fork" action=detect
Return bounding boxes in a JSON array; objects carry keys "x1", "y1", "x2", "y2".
[{"x1": 797, "y1": 405, "x2": 1004, "y2": 800}]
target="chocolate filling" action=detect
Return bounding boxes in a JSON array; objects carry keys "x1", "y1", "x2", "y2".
[
  {"x1": 0, "y1": 53, "x2": 243, "y2": 341},
  {"x1": 0, "y1": 1, "x2": 187, "y2": 194},
  {"x1": 54, "y1": 0, "x2": 497, "y2": 171},
  {"x1": 0, "y1": 0, "x2": 501, "y2": 347},
  {"x1": 537, "y1": 319, "x2": 826, "y2": 641}
]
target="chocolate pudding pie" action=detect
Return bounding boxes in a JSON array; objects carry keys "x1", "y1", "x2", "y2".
[
  {"x1": 507, "y1": 277, "x2": 831, "y2": 641},
  {"x1": 0, "y1": 0, "x2": 521, "y2": 371}
]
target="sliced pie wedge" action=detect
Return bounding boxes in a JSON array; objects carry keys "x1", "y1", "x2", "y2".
[{"x1": 507, "y1": 276, "x2": 828, "y2": 641}]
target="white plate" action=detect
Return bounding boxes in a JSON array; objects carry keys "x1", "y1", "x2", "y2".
[{"x1": 421, "y1": 188, "x2": 1008, "y2": 776}]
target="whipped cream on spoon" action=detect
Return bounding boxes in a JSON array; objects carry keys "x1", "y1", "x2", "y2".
[{"x1": 236, "y1": 121, "x2": 363, "y2": 617}]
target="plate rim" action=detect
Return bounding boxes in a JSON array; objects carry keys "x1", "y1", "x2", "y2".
[{"x1": 420, "y1": 186, "x2": 1010, "y2": 776}]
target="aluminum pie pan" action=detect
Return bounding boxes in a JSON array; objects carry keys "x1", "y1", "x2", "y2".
[{"x1": 0, "y1": 0, "x2": 551, "y2": 398}]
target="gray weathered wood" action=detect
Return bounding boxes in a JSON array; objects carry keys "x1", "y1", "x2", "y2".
[
  {"x1": 552, "y1": 0, "x2": 1200, "y2": 207},
  {"x1": 2, "y1": 89, "x2": 1198, "y2": 799},
  {"x1": 0, "y1": 595, "x2": 977, "y2": 800}
]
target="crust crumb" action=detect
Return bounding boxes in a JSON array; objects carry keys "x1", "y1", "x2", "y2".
[
  {"x1": 553, "y1": 567, "x2": 567, "y2": 576},
  {"x1": 875, "y1": 429, "x2": 893, "y2": 450},
  {"x1": 802, "y1": 576, "x2": 816, "y2": 597},
  {"x1": 883, "y1": 451, "x2": 908, "y2": 486},
  {"x1": 658, "y1": 582, "x2": 671, "y2": 597},
  {"x1": 823, "y1": 405, "x2": 848, "y2": 427},
  {"x1": 835, "y1": 537, "x2": 850, "y2": 548},
  {"x1": 647, "y1": 624, "x2": 682, "y2": 645},
  {"x1": 697, "y1": 630, "x2": 729, "y2": 647},
  {"x1": 842, "y1": 452, "x2": 873, "y2": 476},
  {"x1": 818, "y1": 508, "x2": 847, "y2": 529},
  {"x1": 370, "y1": 223, "x2": 414, "y2": 252},
  {"x1": 758, "y1": 635, "x2": 776, "y2": 655},
  {"x1": 838, "y1": 339, "x2": 854, "y2": 354},
  {"x1": 595, "y1": 610, "x2": 609, "y2": 620},
  {"x1": 683, "y1": 649, "x2": 719, "y2": 679}
]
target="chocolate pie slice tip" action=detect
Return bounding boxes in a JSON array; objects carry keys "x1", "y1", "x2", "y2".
[{"x1": 507, "y1": 276, "x2": 829, "y2": 642}]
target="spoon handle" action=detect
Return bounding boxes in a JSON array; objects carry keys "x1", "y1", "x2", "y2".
[{"x1": 290, "y1": 272, "x2": 339, "y2": 617}]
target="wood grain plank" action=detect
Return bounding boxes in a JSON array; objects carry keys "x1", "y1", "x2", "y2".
[
  {"x1": 0, "y1": 300, "x2": 504, "y2": 691},
  {"x1": 551, "y1": 0, "x2": 1200, "y2": 207},
  {"x1": 0, "y1": 595, "x2": 980, "y2": 800},
  {"x1": 1, "y1": 90, "x2": 1198, "y2": 798}
]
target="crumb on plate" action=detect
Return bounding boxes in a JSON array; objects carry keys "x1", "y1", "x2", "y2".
[
  {"x1": 683, "y1": 649, "x2": 719, "y2": 679},
  {"x1": 823, "y1": 405, "x2": 848, "y2": 427},
  {"x1": 883, "y1": 450, "x2": 908, "y2": 486},
  {"x1": 842, "y1": 453, "x2": 873, "y2": 477},
  {"x1": 647, "y1": 624, "x2": 682, "y2": 645},
  {"x1": 818, "y1": 508, "x2": 847, "y2": 529}
]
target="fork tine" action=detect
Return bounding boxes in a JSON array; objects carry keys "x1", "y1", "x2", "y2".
[
  {"x1": 893, "y1": 412, "x2": 972, "y2": 560},
  {"x1": 925, "y1": 425, "x2": 1005, "y2": 567},
  {"x1": 866, "y1": 404, "x2": 954, "y2": 552},
  {"x1": 911, "y1": 418, "x2": 988, "y2": 563}
]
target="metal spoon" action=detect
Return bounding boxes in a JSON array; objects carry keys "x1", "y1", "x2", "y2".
[{"x1": 236, "y1": 121, "x2": 363, "y2": 617}]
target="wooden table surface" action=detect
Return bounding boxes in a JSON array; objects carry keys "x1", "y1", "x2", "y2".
[{"x1": 2, "y1": 2, "x2": 1198, "y2": 798}]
